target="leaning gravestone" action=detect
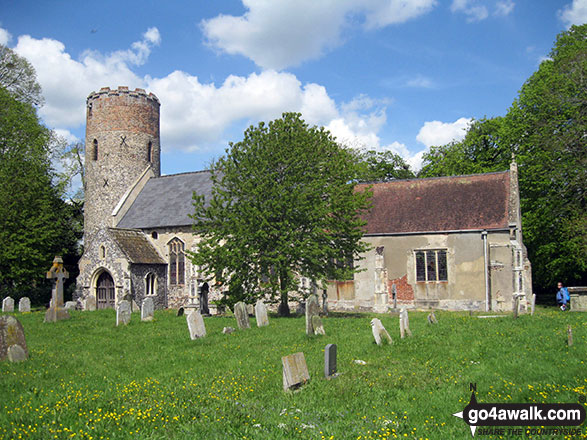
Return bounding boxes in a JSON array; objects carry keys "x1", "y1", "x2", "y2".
[
  {"x1": 84, "y1": 295, "x2": 96, "y2": 311},
  {"x1": 0, "y1": 315, "x2": 28, "y2": 362},
  {"x1": 141, "y1": 297, "x2": 154, "y2": 321},
  {"x1": 44, "y1": 256, "x2": 70, "y2": 323},
  {"x1": 255, "y1": 299, "x2": 269, "y2": 327},
  {"x1": 305, "y1": 294, "x2": 321, "y2": 335},
  {"x1": 399, "y1": 308, "x2": 412, "y2": 338},
  {"x1": 371, "y1": 318, "x2": 393, "y2": 345},
  {"x1": 64, "y1": 301, "x2": 77, "y2": 310},
  {"x1": 312, "y1": 315, "x2": 326, "y2": 335},
  {"x1": 186, "y1": 311, "x2": 206, "y2": 339},
  {"x1": 282, "y1": 352, "x2": 310, "y2": 391},
  {"x1": 2, "y1": 297, "x2": 14, "y2": 313},
  {"x1": 324, "y1": 343, "x2": 337, "y2": 378},
  {"x1": 116, "y1": 300, "x2": 131, "y2": 326},
  {"x1": 18, "y1": 297, "x2": 31, "y2": 313},
  {"x1": 234, "y1": 302, "x2": 250, "y2": 329}
]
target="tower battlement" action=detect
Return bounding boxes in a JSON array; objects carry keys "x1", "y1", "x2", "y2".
[{"x1": 87, "y1": 86, "x2": 160, "y2": 106}]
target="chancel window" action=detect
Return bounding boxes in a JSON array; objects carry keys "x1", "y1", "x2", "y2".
[
  {"x1": 93, "y1": 139, "x2": 98, "y2": 161},
  {"x1": 169, "y1": 238, "x2": 185, "y2": 285},
  {"x1": 415, "y1": 249, "x2": 447, "y2": 282},
  {"x1": 145, "y1": 273, "x2": 157, "y2": 296}
]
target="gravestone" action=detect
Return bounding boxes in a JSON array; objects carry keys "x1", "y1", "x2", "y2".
[
  {"x1": 7, "y1": 344, "x2": 28, "y2": 362},
  {"x1": 198, "y1": 283, "x2": 210, "y2": 315},
  {"x1": 567, "y1": 325, "x2": 573, "y2": 347},
  {"x1": 2, "y1": 297, "x2": 14, "y2": 312},
  {"x1": 513, "y1": 295, "x2": 520, "y2": 319},
  {"x1": 391, "y1": 283, "x2": 397, "y2": 309},
  {"x1": 531, "y1": 294, "x2": 536, "y2": 316},
  {"x1": 324, "y1": 344, "x2": 337, "y2": 378},
  {"x1": 18, "y1": 297, "x2": 31, "y2": 313},
  {"x1": 186, "y1": 311, "x2": 206, "y2": 339},
  {"x1": 222, "y1": 326, "x2": 235, "y2": 334},
  {"x1": 44, "y1": 256, "x2": 70, "y2": 323},
  {"x1": 116, "y1": 300, "x2": 131, "y2": 326},
  {"x1": 141, "y1": 297, "x2": 154, "y2": 321},
  {"x1": 234, "y1": 302, "x2": 250, "y2": 329},
  {"x1": 0, "y1": 315, "x2": 28, "y2": 362},
  {"x1": 255, "y1": 299, "x2": 269, "y2": 327},
  {"x1": 370, "y1": 318, "x2": 393, "y2": 345},
  {"x1": 84, "y1": 295, "x2": 96, "y2": 311},
  {"x1": 64, "y1": 301, "x2": 77, "y2": 310},
  {"x1": 312, "y1": 315, "x2": 326, "y2": 335},
  {"x1": 427, "y1": 311, "x2": 438, "y2": 324},
  {"x1": 399, "y1": 308, "x2": 412, "y2": 338},
  {"x1": 305, "y1": 294, "x2": 321, "y2": 335},
  {"x1": 282, "y1": 352, "x2": 310, "y2": 391}
]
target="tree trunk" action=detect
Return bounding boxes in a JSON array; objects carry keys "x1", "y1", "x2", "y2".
[{"x1": 277, "y1": 268, "x2": 290, "y2": 317}]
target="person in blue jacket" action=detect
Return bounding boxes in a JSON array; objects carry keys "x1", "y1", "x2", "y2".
[{"x1": 556, "y1": 282, "x2": 570, "y2": 311}]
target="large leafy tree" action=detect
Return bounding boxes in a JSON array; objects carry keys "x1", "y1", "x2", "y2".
[
  {"x1": 189, "y1": 113, "x2": 372, "y2": 315},
  {"x1": 0, "y1": 87, "x2": 81, "y2": 304},
  {"x1": 419, "y1": 24, "x2": 586, "y2": 292},
  {"x1": 354, "y1": 149, "x2": 415, "y2": 182},
  {"x1": 0, "y1": 44, "x2": 44, "y2": 107}
]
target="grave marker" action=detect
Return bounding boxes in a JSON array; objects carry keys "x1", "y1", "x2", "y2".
[
  {"x1": 399, "y1": 308, "x2": 412, "y2": 338},
  {"x1": 370, "y1": 318, "x2": 393, "y2": 345},
  {"x1": 567, "y1": 325, "x2": 573, "y2": 347},
  {"x1": 513, "y1": 295, "x2": 520, "y2": 319},
  {"x1": 282, "y1": 352, "x2": 310, "y2": 391},
  {"x1": 84, "y1": 295, "x2": 96, "y2": 311},
  {"x1": 64, "y1": 301, "x2": 77, "y2": 310},
  {"x1": 234, "y1": 302, "x2": 250, "y2": 329},
  {"x1": 324, "y1": 344, "x2": 337, "y2": 378},
  {"x1": 531, "y1": 294, "x2": 536, "y2": 316},
  {"x1": 44, "y1": 257, "x2": 70, "y2": 323},
  {"x1": 305, "y1": 294, "x2": 321, "y2": 335},
  {"x1": 187, "y1": 311, "x2": 206, "y2": 339},
  {"x1": 18, "y1": 297, "x2": 30, "y2": 313},
  {"x1": 0, "y1": 315, "x2": 28, "y2": 362},
  {"x1": 116, "y1": 300, "x2": 131, "y2": 326},
  {"x1": 141, "y1": 297, "x2": 154, "y2": 321},
  {"x1": 2, "y1": 297, "x2": 14, "y2": 312},
  {"x1": 255, "y1": 299, "x2": 269, "y2": 327},
  {"x1": 312, "y1": 315, "x2": 326, "y2": 335}
]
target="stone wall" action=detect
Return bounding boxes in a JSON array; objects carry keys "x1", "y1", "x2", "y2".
[{"x1": 129, "y1": 264, "x2": 167, "y2": 310}]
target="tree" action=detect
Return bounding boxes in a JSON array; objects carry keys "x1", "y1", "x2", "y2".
[
  {"x1": 419, "y1": 24, "x2": 587, "y2": 292},
  {"x1": 0, "y1": 87, "x2": 81, "y2": 304},
  {"x1": 189, "y1": 113, "x2": 372, "y2": 315},
  {"x1": 0, "y1": 44, "x2": 44, "y2": 107},
  {"x1": 355, "y1": 149, "x2": 415, "y2": 182}
]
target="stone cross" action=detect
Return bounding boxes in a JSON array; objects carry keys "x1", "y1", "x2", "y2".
[
  {"x1": 2, "y1": 297, "x2": 14, "y2": 313},
  {"x1": 282, "y1": 352, "x2": 310, "y2": 391},
  {"x1": 18, "y1": 297, "x2": 31, "y2": 313},
  {"x1": 187, "y1": 311, "x2": 206, "y2": 339},
  {"x1": 399, "y1": 308, "x2": 412, "y2": 338},
  {"x1": 234, "y1": 302, "x2": 250, "y2": 329},
  {"x1": 324, "y1": 344, "x2": 337, "y2": 378},
  {"x1": 305, "y1": 294, "x2": 321, "y2": 335},
  {"x1": 141, "y1": 297, "x2": 154, "y2": 321},
  {"x1": 254, "y1": 299, "x2": 269, "y2": 327},
  {"x1": 370, "y1": 318, "x2": 393, "y2": 345},
  {"x1": 44, "y1": 257, "x2": 70, "y2": 323}
]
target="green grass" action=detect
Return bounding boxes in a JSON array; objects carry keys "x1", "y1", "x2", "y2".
[{"x1": 0, "y1": 308, "x2": 585, "y2": 439}]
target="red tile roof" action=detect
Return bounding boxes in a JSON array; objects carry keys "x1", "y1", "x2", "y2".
[{"x1": 358, "y1": 171, "x2": 511, "y2": 234}]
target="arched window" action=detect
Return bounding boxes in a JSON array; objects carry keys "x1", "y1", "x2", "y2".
[
  {"x1": 93, "y1": 139, "x2": 98, "y2": 161},
  {"x1": 169, "y1": 238, "x2": 185, "y2": 285},
  {"x1": 99, "y1": 245, "x2": 106, "y2": 259},
  {"x1": 147, "y1": 141, "x2": 152, "y2": 163},
  {"x1": 145, "y1": 273, "x2": 157, "y2": 296}
]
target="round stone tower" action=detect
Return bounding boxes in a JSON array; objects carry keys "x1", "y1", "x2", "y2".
[{"x1": 84, "y1": 86, "x2": 161, "y2": 238}]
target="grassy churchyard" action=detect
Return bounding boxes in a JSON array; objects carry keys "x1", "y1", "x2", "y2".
[{"x1": 0, "y1": 308, "x2": 585, "y2": 440}]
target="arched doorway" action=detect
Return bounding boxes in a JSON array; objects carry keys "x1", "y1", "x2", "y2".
[{"x1": 96, "y1": 271, "x2": 116, "y2": 309}]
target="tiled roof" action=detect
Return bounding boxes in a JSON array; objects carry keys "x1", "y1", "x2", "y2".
[
  {"x1": 358, "y1": 171, "x2": 511, "y2": 234},
  {"x1": 117, "y1": 171, "x2": 213, "y2": 229},
  {"x1": 110, "y1": 228, "x2": 165, "y2": 264}
]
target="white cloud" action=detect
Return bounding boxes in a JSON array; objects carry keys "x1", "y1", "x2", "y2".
[
  {"x1": 201, "y1": 0, "x2": 437, "y2": 70},
  {"x1": 0, "y1": 27, "x2": 11, "y2": 45},
  {"x1": 406, "y1": 75, "x2": 434, "y2": 88},
  {"x1": 451, "y1": 0, "x2": 489, "y2": 22},
  {"x1": 416, "y1": 117, "x2": 471, "y2": 147},
  {"x1": 494, "y1": 0, "x2": 515, "y2": 16},
  {"x1": 559, "y1": 0, "x2": 587, "y2": 27}
]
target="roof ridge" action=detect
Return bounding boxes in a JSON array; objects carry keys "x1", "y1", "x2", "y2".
[
  {"x1": 156, "y1": 169, "x2": 212, "y2": 179},
  {"x1": 358, "y1": 170, "x2": 509, "y2": 186}
]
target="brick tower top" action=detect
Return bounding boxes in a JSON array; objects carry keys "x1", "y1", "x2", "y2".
[{"x1": 84, "y1": 86, "x2": 161, "y2": 239}]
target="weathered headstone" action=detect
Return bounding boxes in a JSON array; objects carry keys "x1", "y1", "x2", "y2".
[
  {"x1": 222, "y1": 326, "x2": 235, "y2": 334},
  {"x1": 392, "y1": 283, "x2": 397, "y2": 309},
  {"x1": 312, "y1": 315, "x2": 326, "y2": 335},
  {"x1": 84, "y1": 295, "x2": 96, "y2": 311},
  {"x1": 324, "y1": 343, "x2": 337, "y2": 378},
  {"x1": 141, "y1": 297, "x2": 154, "y2": 321},
  {"x1": 116, "y1": 300, "x2": 131, "y2": 326},
  {"x1": 7, "y1": 345, "x2": 27, "y2": 362},
  {"x1": 186, "y1": 311, "x2": 206, "y2": 339},
  {"x1": 44, "y1": 256, "x2": 70, "y2": 323},
  {"x1": 0, "y1": 315, "x2": 28, "y2": 362},
  {"x1": 246, "y1": 303, "x2": 254, "y2": 316},
  {"x1": 234, "y1": 302, "x2": 250, "y2": 329},
  {"x1": 530, "y1": 293, "x2": 536, "y2": 316},
  {"x1": 513, "y1": 295, "x2": 520, "y2": 319},
  {"x1": 2, "y1": 297, "x2": 14, "y2": 313},
  {"x1": 305, "y1": 294, "x2": 321, "y2": 335},
  {"x1": 370, "y1": 318, "x2": 393, "y2": 345},
  {"x1": 282, "y1": 352, "x2": 310, "y2": 391},
  {"x1": 399, "y1": 308, "x2": 412, "y2": 338},
  {"x1": 18, "y1": 297, "x2": 31, "y2": 313},
  {"x1": 255, "y1": 299, "x2": 269, "y2": 327},
  {"x1": 567, "y1": 325, "x2": 573, "y2": 347},
  {"x1": 64, "y1": 301, "x2": 77, "y2": 310},
  {"x1": 427, "y1": 311, "x2": 438, "y2": 324}
]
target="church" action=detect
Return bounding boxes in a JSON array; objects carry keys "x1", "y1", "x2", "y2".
[{"x1": 75, "y1": 86, "x2": 533, "y2": 314}]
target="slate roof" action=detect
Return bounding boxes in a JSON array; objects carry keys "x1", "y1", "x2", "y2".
[
  {"x1": 109, "y1": 228, "x2": 165, "y2": 264},
  {"x1": 358, "y1": 171, "x2": 511, "y2": 235},
  {"x1": 117, "y1": 171, "x2": 213, "y2": 229}
]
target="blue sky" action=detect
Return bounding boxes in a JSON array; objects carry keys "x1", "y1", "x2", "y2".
[{"x1": 1, "y1": 0, "x2": 585, "y2": 181}]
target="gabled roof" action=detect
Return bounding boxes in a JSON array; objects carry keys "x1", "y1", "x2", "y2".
[
  {"x1": 358, "y1": 171, "x2": 511, "y2": 235},
  {"x1": 117, "y1": 171, "x2": 213, "y2": 229},
  {"x1": 109, "y1": 228, "x2": 165, "y2": 264}
]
